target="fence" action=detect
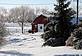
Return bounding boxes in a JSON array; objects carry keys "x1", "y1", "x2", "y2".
[
  {"x1": 4, "y1": 22, "x2": 31, "y2": 33},
  {"x1": 5, "y1": 27, "x2": 31, "y2": 33}
]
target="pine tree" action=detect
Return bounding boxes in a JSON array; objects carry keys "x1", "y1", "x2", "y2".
[
  {"x1": 54, "y1": 0, "x2": 76, "y2": 40},
  {"x1": 42, "y1": 0, "x2": 76, "y2": 47}
]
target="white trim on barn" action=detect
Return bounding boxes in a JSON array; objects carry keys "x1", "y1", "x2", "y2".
[{"x1": 38, "y1": 24, "x2": 44, "y2": 32}]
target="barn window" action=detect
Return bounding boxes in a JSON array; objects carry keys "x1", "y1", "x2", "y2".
[
  {"x1": 40, "y1": 26, "x2": 42, "y2": 29},
  {"x1": 35, "y1": 25, "x2": 37, "y2": 28}
]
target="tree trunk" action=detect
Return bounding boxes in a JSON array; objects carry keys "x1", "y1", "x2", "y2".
[{"x1": 22, "y1": 22, "x2": 24, "y2": 34}]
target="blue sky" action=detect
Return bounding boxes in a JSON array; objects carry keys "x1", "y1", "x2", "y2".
[
  {"x1": 0, "y1": 0, "x2": 82, "y2": 11},
  {"x1": 0, "y1": 0, "x2": 53, "y2": 4},
  {"x1": 0, "y1": 0, "x2": 54, "y2": 10}
]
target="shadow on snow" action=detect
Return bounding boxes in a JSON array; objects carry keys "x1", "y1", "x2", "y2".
[{"x1": 0, "y1": 50, "x2": 33, "y2": 56}]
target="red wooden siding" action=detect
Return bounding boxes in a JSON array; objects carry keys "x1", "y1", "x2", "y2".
[{"x1": 32, "y1": 14, "x2": 49, "y2": 33}]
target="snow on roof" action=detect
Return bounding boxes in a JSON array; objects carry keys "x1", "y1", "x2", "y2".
[
  {"x1": 42, "y1": 14, "x2": 54, "y2": 17},
  {"x1": 36, "y1": 13, "x2": 54, "y2": 18}
]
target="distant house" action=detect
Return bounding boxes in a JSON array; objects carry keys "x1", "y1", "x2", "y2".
[{"x1": 31, "y1": 14, "x2": 49, "y2": 33}]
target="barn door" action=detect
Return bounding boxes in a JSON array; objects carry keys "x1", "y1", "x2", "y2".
[{"x1": 38, "y1": 24, "x2": 44, "y2": 32}]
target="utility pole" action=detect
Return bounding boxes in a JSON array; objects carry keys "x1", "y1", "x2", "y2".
[{"x1": 76, "y1": 0, "x2": 79, "y2": 25}]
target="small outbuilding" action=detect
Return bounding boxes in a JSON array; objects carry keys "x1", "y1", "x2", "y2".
[{"x1": 31, "y1": 14, "x2": 49, "y2": 33}]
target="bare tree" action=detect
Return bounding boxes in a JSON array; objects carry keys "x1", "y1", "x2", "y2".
[
  {"x1": 35, "y1": 7, "x2": 50, "y2": 15},
  {"x1": 41, "y1": 8, "x2": 49, "y2": 14},
  {"x1": 8, "y1": 6, "x2": 36, "y2": 33},
  {"x1": 0, "y1": 7, "x2": 7, "y2": 22},
  {"x1": 9, "y1": 6, "x2": 36, "y2": 23},
  {"x1": 35, "y1": 8, "x2": 41, "y2": 15}
]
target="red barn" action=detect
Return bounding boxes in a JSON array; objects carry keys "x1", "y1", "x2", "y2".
[{"x1": 32, "y1": 14, "x2": 49, "y2": 33}]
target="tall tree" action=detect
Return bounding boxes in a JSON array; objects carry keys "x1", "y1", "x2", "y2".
[
  {"x1": 54, "y1": 0, "x2": 76, "y2": 39},
  {"x1": 42, "y1": 0, "x2": 76, "y2": 46},
  {"x1": 8, "y1": 6, "x2": 36, "y2": 33},
  {"x1": 9, "y1": 6, "x2": 36, "y2": 23}
]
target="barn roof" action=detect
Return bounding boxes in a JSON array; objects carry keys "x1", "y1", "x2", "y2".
[
  {"x1": 32, "y1": 14, "x2": 48, "y2": 24},
  {"x1": 36, "y1": 13, "x2": 54, "y2": 17},
  {"x1": 36, "y1": 14, "x2": 47, "y2": 18}
]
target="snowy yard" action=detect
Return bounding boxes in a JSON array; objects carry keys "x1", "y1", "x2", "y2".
[
  {"x1": 0, "y1": 32, "x2": 82, "y2": 56},
  {"x1": 1, "y1": 0, "x2": 82, "y2": 55}
]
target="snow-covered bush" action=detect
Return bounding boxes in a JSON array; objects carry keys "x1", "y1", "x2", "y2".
[
  {"x1": 28, "y1": 29, "x2": 32, "y2": 33},
  {"x1": 42, "y1": 37, "x2": 65, "y2": 47},
  {"x1": 66, "y1": 25, "x2": 82, "y2": 49},
  {"x1": 0, "y1": 22, "x2": 7, "y2": 37},
  {"x1": 73, "y1": 27, "x2": 82, "y2": 49},
  {"x1": 41, "y1": 31, "x2": 55, "y2": 41},
  {"x1": 74, "y1": 39, "x2": 82, "y2": 49},
  {"x1": 65, "y1": 33, "x2": 74, "y2": 46},
  {"x1": 41, "y1": 30, "x2": 66, "y2": 47},
  {"x1": 0, "y1": 22, "x2": 7, "y2": 46}
]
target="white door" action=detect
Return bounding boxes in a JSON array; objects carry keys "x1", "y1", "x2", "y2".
[{"x1": 38, "y1": 24, "x2": 44, "y2": 32}]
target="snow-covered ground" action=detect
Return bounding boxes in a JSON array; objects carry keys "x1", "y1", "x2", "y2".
[
  {"x1": 0, "y1": 32, "x2": 82, "y2": 56},
  {"x1": 1, "y1": 22, "x2": 82, "y2": 56}
]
